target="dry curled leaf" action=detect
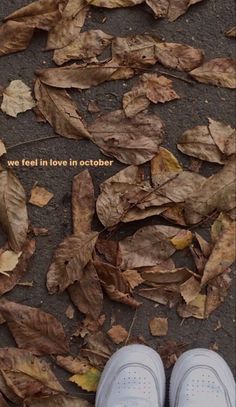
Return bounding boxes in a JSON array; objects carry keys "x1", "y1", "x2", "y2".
[
  {"x1": 72, "y1": 170, "x2": 95, "y2": 234},
  {"x1": 88, "y1": 110, "x2": 164, "y2": 165},
  {"x1": 1, "y1": 80, "x2": 35, "y2": 118},
  {"x1": 0, "y1": 167, "x2": 28, "y2": 252},
  {"x1": 141, "y1": 266, "x2": 194, "y2": 285},
  {"x1": 24, "y1": 395, "x2": 93, "y2": 407},
  {"x1": 123, "y1": 269, "x2": 144, "y2": 289},
  {"x1": 34, "y1": 79, "x2": 90, "y2": 139},
  {"x1": 0, "y1": 21, "x2": 34, "y2": 56},
  {"x1": 190, "y1": 58, "x2": 236, "y2": 88},
  {"x1": 177, "y1": 293, "x2": 206, "y2": 319},
  {"x1": 180, "y1": 276, "x2": 201, "y2": 304},
  {"x1": 86, "y1": 0, "x2": 143, "y2": 6},
  {"x1": 29, "y1": 186, "x2": 54, "y2": 208},
  {"x1": 0, "y1": 300, "x2": 69, "y2": 355},
  {"x1": 149, "y1": 317, "x2": 168, "y2": 336},
  {"x1": 107, "y1": 325, "x2": 128, "y2": 344},
  {"x1": 56, "y1": 355, "x2": 92, "y2": 374},
  {"x1": 53, "y1": 30, "x2": 113, "y2": 65},
  {"x1": 225, "y1": 26, "x2": 236, "y2": 38},
  {"x1": 138, "y1": 287, "x2": 180, "y2": 308},
  {"x1": 47, "y1": 231, "x2": 98, "y2": 294},
  {"x1": 0, "y1": 250, "x2": 21, "y2": 277},
  {"x1": 80, "y1": 331, "x2": 114, "y2": 369},
  {"x1": 69, "y1": 367, "x2": 101, "y2": 392}
]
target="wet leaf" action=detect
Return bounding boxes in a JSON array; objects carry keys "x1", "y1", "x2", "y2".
[
  {"x1": 0, "y1": 141, "x2": 6, "y2": 157},
  {"x1": 178, "y1": 118, "x2": 236, "y2": 163},
  {"x1": 0, "y1": 21, "x2": 34, "y2": 56},
  {"x1": 56, "y1": 355, "x2": 92, "y2": 374},
  {"x1": 69, "y1": 367, "x2": 101, "y2": 392},
  {"x1": 53, "y1": 30, "x2": 113, "y2": 65},
  {"x1": 46, "y1": 0, "x2": 89, "y2": 50},
  {"x1": 0, "y1": 240, "x2": 35, "y2": 296},
  {"x1": 37, "y1": 61, "x2": 134, "y2": 89},
  {"x1": 72, "y1": 170, "x2": 95, "y2": 234},
  {"x1": 0, "y1": 167, "x2": 28, "y2": 252},
  {"x1": 123, "y1": 74, "x2": 179, "y2": 117},
  {"x1": 225, "y1": 26, "x2": 236, "y2": 38},
  {"x1": 88, "y1": 110, "x2": 164, "y2": 165},
  {"x1": 149, "y1": 317, "x2": 168, "y2": 336},
  {"x1": 25, "y1": 395, "x2": 92, "y2": 407},
  {"x1": 34, "y1": 80, "x2": 90, "y2": 139},
  {"x1": 0, "y1": 300, "x2": 69, "y2": 355},
  {"x1": 107, "y1": 325, "x2": 128, "y2": 344},
  {"x1": 1, "y1": 80, "x2": 35, "y2": 118},
  {"x1": 68, "y1": 261, "x2": 103, "y2": 319},
  {"x1": 47, "y1": 232, "x2": 98, "y2": 293},
  {"x1": 29, "y1": 186, "x2": 54, "y2": 208},
  {"x1": 0, "y1": 250, "x2": 21, "y2": 277},
  {"x1": 190, "y1": 58, "x2": 236, "y2": 88}
]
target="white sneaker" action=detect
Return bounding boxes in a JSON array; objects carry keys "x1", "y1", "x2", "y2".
[
  {"x1": 170, "y1": 348, "x2": 236, "y2": 407},
  {"x1": 95, "y1": 344, "x2": 166, "y2": 407}
]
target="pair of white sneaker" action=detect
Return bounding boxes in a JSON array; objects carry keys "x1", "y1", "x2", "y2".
[{"x1": 95, "y1": 345, "x2": 235, "y2": 407}]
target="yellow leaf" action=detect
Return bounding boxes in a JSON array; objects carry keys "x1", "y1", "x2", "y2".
[
  {"x1": 69, "y1": 367, "x2": 101, "y2": 392},
  {"x1": 151, "y1": 147, "x2": 183, "y2": 176},
  {"x1": 171, "y1": 230, "x2": 193, "y2": 250}
]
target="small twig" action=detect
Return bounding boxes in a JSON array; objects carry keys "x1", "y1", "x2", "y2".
[
  {"x1": 125, "y1": 308, "x2": 138, "y2": 345},
  {"x1": 7, "y1": 136, "x2": 60, "y2": 150}
]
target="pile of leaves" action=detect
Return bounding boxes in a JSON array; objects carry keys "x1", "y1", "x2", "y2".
[{"x1": 0, "y1": 0, "x2": 236, "y2": 406}]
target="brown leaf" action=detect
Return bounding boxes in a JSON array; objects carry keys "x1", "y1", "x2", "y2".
[
  {"x1": 94, "y1": 260, "x2": 141, "y2": 308},
  {"x1": 167, "y1": 0, "x2": 204, "y2": 22},
  {"x1": 0, "y1": 167, "x2": 28, "y2": 252},
  {"x1": 56, "y1": 355, "x2": 92, "y2": 374},
  {"x1": 29, "y1": 186, "x2": 54, "y2": 208},
  {"x1": 149, "y1": 317, "x2": 168, "y2": 336},
  {"x1": 65, "y1": 305, "x2": 75, "y2": 320},
  {"x1": 96, "y1": 239, "x2": 118, "y2": 266},
  {"x1": 0, "y1": 21, "x2": 34, "y2": 56},
  {"x1": 107, "y1": 325, "x2": 128, "y2": 344},
  {"x1": 142, "y1": 266, "x2": 194, "y2": 285},
  {"x1": 73, "y1": 314, "x2": 105, "y2": 338},
  {"x1": 86, "y1": 0, "x2": 143, "y2": 6},
  {"x1": 184, "y1": 156, "x2": 236, "y2": 224},
  {"x1": 34, "y1": 79, "x2": 90, "y2": 140},
  {"x1": 53, "y1": 29, "x2": 113, "y2": 65},
  {"x1": 180, "y1": 276, "x2": 201, "y2": 303},
  {"x1": 0, "y1": 300, "x2": 69, "y2": 355},
  {"x1": 225, "y1": 26, "x2": 236, "y2": 38},
  {"x1": 72, "y1": 170, "x2": 95, "y2": 234},
  {"x1": 1, "y1": 80, "x2": 35, "y2": 118},
  {"x1": 205, "y1": 271, "x2": 232, "y2": 317},
  {"x1": 46, "y1": 0, "x2": 89, "y2": 50},
  {"x1": 177, "y1": 293, "x2": 206, "y2": 319},
  {"x1": 0, "y1": 240, "x2": 35, "y2": 296},
  {"x1": 123, "y1": 74, "x2": 179, "y2": 117},
  {"x1": 145, "y1": 0, "x2": 169, "y2": 18},
  {"x1": 80, "y1": 331, "x2": 114, "y2": 369},
  {"x1": 138, "y1": 286, "x2": 180, "y2": 308},
  {"x1": 190, "y1": 58, "x2": 236, "y2": 88},
  {"x1": 201, "y1": 222, "x2": 236, "y2": 286},
  {"x1": 158, "y1": 340, "x2": 189, "y2": 368},
  {"x1": 88, "y1": 110, "x2": 164, "y2": 165},
  {"x1": 88, "y1": 100, "x2": 100, "y2": 113},
  {"x1": 117, "y1": 225, "x2": 181, "y2": 269},
  {"x1": 37, "y1": 61, "x2": 134, "y2": 89},
  {"x1": 154, "y1": 42, "x2": 204, "y2": 71},
  {"x1": 25, "y1": 395, "x2": 92, "y2": 407},
  {"x1": 68, "y1": 261, "x2": 103, "y2": 319},
  {"x1": 0, "y1": 393, "x2": 10, "y2": 407},
  {"x1": 211, "y1": 212, "x2": 233, "y2": 243},
  {"x1": 122, "y1": 269, "x2": 144, "y2": 289},
  {"x1": 178, "y1": 118, "x2": 236, "y2": 163},
  {"x1": 47, "y1": 232, "x2": 98, "y2": 293}
]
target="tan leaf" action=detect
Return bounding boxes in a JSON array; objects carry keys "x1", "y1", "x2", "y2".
[
  {"x1": 65, "y1": 305, "x2": 75, "y2": 320},
  {"x1": 107, "y1": 325, "x2": 128, "y2": 344},
  {"x1": 190, "y1": 58, "x2": 236, "y2": 88},
  {"x1": 0, "y1": 141, "x2": 6, "y2": 157},
  {"x1": 56, "y1": 355, "x2": 92, "y2": 374},
  {"x1": 88, "y1": 110, "x2": 164, "y2": 165},
  {"x1": 149, "y1": 317, "x2": 168, "y2": 336},
  {"x1": 0, "y1": 167, "x2": 28, "y2": 252},
  {"x1": 141, "y1": 266, "x2": 194, "y2": 285},
  {"x1": 68, "y1": 261, "x2": 103, "y2": 319},
  {"x1": 211, "y1": 212, "x2": 233, "y2": 243},
  {"x1": 145, "y1": 0, "x2": 169, "y2": 18},
  {"x1": 94, "y1": 260, "x2": 141, "y2": 308},
  {"x1": 205, "y1": 271, "x2": 232, "y2": 317},
  {"x1": 123, "y1": 74, "x2": 179, "y2": 117},
  {"x1": 177, "y1": 294, "x2": 206, "y2": 319},
  {"x1": 167, "y1": 0, "x2": 204, "y2": 21},
  {"x1": 34, "y1": 80, "x2": 90, "y2": 140},
  {"x1": 37, "y1": 61, "x2": 134, "y2": 89},
  {"x1": 1, "y1": 80, "x2": 35, "y2": 118},
  {"x1": 180, "y1": 276, "x2": 201, "y2": 303},
  {"x1": 46, "y1": 0, "x2": 89, "y2": 50},
  {"x1": 225, "y1": 26, "x2": 236, "y2": 38},
  {"x1": 0, "y1": 240, "x2": 35, "y2": 296},
  {"x1": 123, "y1": 270, "x2": 144, "y2": 289},
  {"x1": 138, "y1": 286, "x2": 180, "y2": 308},
  {"x1": 47, "y1": 232, "x2": 98, "y2": 293},
  {"x1": 69, "y1": 367, "x2": 101, "y2": 392},
  {"x1": 0, "y1": 300, "x2": 69, "y2": 355},
  {"x1": 25, "y1": 395, "x2": 92, "y2": 407},
  {"x1": 155, "y1": 42, "x2": 204, "y2": 71},
  {"x1": 0, "y1": 250, "x2": 21, "y2": 277},
  {"x1": 72, "y1": 170, "x2": 95, "y2": 234},
  {"x1": 0, "y1": 21, "x2": 34, "y2": 56},
  {"x1": 151, "y1": 147, "x2": 183, "y2": 178},
  {"x1": 184, "y1": 156, "x2": 236, "y2": 224},
  {"x1": 53, "y1": 30, "x2": 113, "y2": 65},
  {"x1": 29, "y1": 186, "x2": 53, "y2": 208},
  {"x1": 86, "y1": 0, "x2": 143, "y2": 6}
]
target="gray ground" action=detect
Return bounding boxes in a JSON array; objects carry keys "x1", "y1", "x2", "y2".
[{"x1": 0, "y1": 1, "x2": 235, "y2": 406}]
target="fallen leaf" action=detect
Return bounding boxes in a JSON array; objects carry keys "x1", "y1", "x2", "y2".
[
  {"x1": 0, "y1": 167, "x2": 28, "y2": 252},
  {"x1": 88, "y1": 110, "x2": 165, "y2": 165},
  {"x1": 190, "y1": 58, "x2": 236, "y2": 88},
  {"x1": 34, "y1": 80, "x2": 90, "y2": 139},
  {"x1": 56, "y1": 355, "x2": 92, "y2": 374},
  {"x1": 171, "y1": 230, "x2": 193, "y2": 250},
  {"x1": 211, "y1": 212, "x2": 233, "y2": 243},
  {"x1": 123, "y1": 74, "x2": 179, "y2": 117},
  {"x1": 177, "y1": 293, "x2": 206, "y2": 319},
  {"x1": 80, "y1": 331, "x2": 114, "y2": 369},
  {"x1": 47, "y1": 231, "x2": 98, "y2": 293},
  {"x1": 155, "y1": 42, "x2": 204, "y2": 71},
  {"x1": 145, "y1": 0, "x2": 169, "y2": 18},
  {"x1": 29, "y1": 186, "x2": 54, "y2": 208},
  {"x1": 225, "y1": 26, "x2": 236, "y2": 38},
  {"x1": 68, "y1": 261, "x2": 103, "y2": 319},
  {"x1": 0, "y1": 250, "x2": 21, "y2": 276},
  {"x1": 178, "y1": 118, "x2": 236, "y2": 163},
  {"x1": 0, "y1": 393, "x2": 10, "y2": 407},
  {"x1": 151, "y1": 147, "x2": 183, "y2": 179},
  {"x1": 86, "y1": 0, "x2": 143, "y2": 6},
  {"x1": 69, "y1": 367, "x2": 101, "y2": 392},
  {"x1": 180, "y1": 276, "x2": 201, "y2": 303},
  {"x1": 195, "y1": 233, "x2": 211, "y2": 258},
  {"x1": 209, "y1": 342, "x2": 219, "y2": 351},
  {"x1": 37, "y1": 61, "x2": 134, "y2": 89},
  {"x1": 0, "y1": 21, "x2": 34, "y2": 56},
  {"x1": 158, "y1": 340, "x2": 189, "y2": 368},
  {"x1": 53, "y1": 30, "x2": 113, "y2": 65},
  {"x1": 25, "y1": 395, "x2": 93, "y2": 407},
  {"x1": 46, "y1": 0, "x2": 89, "y2": 50},
  {"x1": 32, "y1": 227, "x2": 49, "y2": 236},
  {"x1": 0, "y1": 300, "x2": 69, "y2": 355},
  {"x1": 107, "y1": 325, "x2": 128, "y2": 344},
  {"x1": 88, "y1": 100, "x2": 100, "y2": 113},
  {"x1": 74, "y1": 314, "x2": 106, "y2": 338},
  {"x1": 141, "y1": 266, "x2": 194, "y2": 285},
  {"x1": 122, "y1": 269, "x2": 144, "y2": 289},
  {"x1": 65, "y1": 305, "x2": 75, "y2": 320},
  {"x1": 149, "y1": 317, "x2": 168, "y2": 336},
  {"x1": 96, "y1": 239, "x2": 118, "y2": 266},
  {"x1": 0, "y1": 240, "x2": 35, "y2": 296},
  {"x1": 1, "y1": 80, "x2": 35, "y2": 118},
  {"x1": 205, "y1": 271, "x2": 232, "y2": 317},
  {"x1": 72, "y1": 170, "x2": 95, "y2": 234},
  {"x1": 0, "y1": 141, "x2": 6, "y2": 157},
  {"x1": 138, "y1": 286, "x2": 180, "y2": 308},
  {"x1": 167, "y1": 0, "x2": 204, "y2": 21}
]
